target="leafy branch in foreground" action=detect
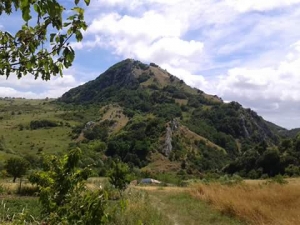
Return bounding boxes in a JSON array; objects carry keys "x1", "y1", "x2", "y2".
[
  {"x1": 0, "y1": 0, "x2": 90, "y2": 80},
  {"x1": 29, "y1": 148, "x2": 109, "y2": 224}
]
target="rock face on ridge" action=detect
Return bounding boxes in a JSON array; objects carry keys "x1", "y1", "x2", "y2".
[{"x1": 162, "y1": 119, "x2": 180, "y2": 157}]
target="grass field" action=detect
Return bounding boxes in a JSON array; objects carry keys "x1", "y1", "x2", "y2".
[
  {"x1": 136, "y1": 186, "x2": 243, "y2": 225},
  {"x1": 190, "y1": 179, "x2": 300, "y2": 225},
  {"x1": 0, "y1": 98, "x2": 85, "y2": 160},
  {"x1": 0, "y1": 176, "x2": 299, "y2": 225}
]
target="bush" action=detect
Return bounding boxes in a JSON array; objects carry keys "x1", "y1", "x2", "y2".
[
  {"x1": 138, "y1": 73, "x2": 151, "y2": 83},
  {"x1": 29, "y1": 148, "x2": 109, "y2": 224},
  {"x1": 30, "y1": 120, "x2": 58, "y2": 129},
  {"x1": 266, "y1": 175, "x2": 288, "y2": 185},
  {"x1": 109, "y1": 160, "x2": 131, "y2": 192},
  {"x1": 16, "y1": 185, "x2": 39, "y2": 196},
  {"x1": 285, "y1": 165, "x2": 300, "y2": 176}
]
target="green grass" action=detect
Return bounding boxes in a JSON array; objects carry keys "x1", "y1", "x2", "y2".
[
  {"x1": 0, "y1": 99, "x2": 84, "y2": 160},
  {"x1": 109, "y1": 189, "x2": 173, "y2": 225},
  {"x1": 0, "y1": 197, "x2": 41, "y2": 223},
  {"x1": 144, "y1": 187, "x2": 243, "y2": 225}
]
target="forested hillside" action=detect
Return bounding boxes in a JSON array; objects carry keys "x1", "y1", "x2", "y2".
[
  {"x1": 1, "y1": 59, "x2": 299, "y2": 178},
  {"x1": 57, "y1": 59, "x2": 299, "y2": 177}
]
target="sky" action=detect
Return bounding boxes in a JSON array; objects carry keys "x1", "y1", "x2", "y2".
[{"x1": 1, "y1": 0, "x2": 300, "y2": 129}]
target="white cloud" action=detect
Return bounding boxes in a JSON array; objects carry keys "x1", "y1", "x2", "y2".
[
  {"x1": 77, "y1": 8, "x2": 206, "y2": 73},
  {"x1": 225, "y1": 0, "x2": 300, "y2": 12},
  {"x1": 215, "y1": 42, "x2": 300, "y2": 101},
  {"x1": 200, "y1": 41, "x2": 300, "y2": 129},
  {"x1": 0, "y1": 72, "x2": 83, "y2": 99}
]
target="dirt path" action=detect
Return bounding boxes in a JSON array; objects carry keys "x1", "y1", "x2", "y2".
[
  {"x1": 148, "y1": 193, "x2": 181, "y2": 225},
  {"x1": 135, "y1": 186, "x2": 243, "y2": 225}
]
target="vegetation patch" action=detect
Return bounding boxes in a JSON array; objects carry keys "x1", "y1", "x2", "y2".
[{"x1": 190, "y1": 180, "x2": 300, "y2": 225}]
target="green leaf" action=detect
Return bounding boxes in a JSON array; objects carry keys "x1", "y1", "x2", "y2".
[
  {"x1": 63, "y1": 22, "x2": 71, "y2": 27},
  {"x1": 84, "y1": 0, "x2": 91, "y2": 6},
  {"x1": 75, "y1": 31, "x2": 83, "y2": 42},
  {"x1": 33, "y1": 4, "x2": 39, "y2": 13},
  {"x1": 22, "y1": 6, "x2": 32, "y2": 21},
  {"x1": 73, "y1": 7, "x2": 84, "y2": 15},
  {"x1": 50, "y1": 33, "x2": 56, "y2": 42},
  {"x1": 75, "y1": 0, "x2": 80, "y2": 5}
]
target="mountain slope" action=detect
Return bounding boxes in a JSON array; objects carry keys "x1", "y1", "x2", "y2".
[{"x1": 59, "y1": 59, "x2": 281, "y2": 173}]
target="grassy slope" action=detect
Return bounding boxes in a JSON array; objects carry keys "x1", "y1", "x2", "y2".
[{"x1": 0, "y1": 99, "x2": 80, "y2": 160}]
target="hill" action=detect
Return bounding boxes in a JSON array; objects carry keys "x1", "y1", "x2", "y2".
[
  {"x1": 1, "y1": 59, "x2": 300, "y2": 178},
  {"x1": 58, "y1": 59, "x2": 288, "y2": 175}
]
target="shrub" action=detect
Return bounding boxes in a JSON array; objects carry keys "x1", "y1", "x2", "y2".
[
  {"x1": 138, "y1": 73, "x2": 151, "y2": 83},
  {"x1": 16, "y1": 185, "x2": 39, "y2": 196},
  {"x1": 266, "y1": 175, "x2": 288, "y2": 185},
  {"x1": 29, "y1": 148, "x2": 109, "y2": 224},
  {"x1": 30, "y1": 120, "x2": 58, "y2": 129},
  {"x1": 109, "y1": 160, "x2": 131, "y2": 192}
]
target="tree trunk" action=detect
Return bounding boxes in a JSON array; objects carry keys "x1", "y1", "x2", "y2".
[
  {"x1": 13, "y1": 176, "x2": 16, "y2": 183},
  {"x1": 19, "y1": 177, "x2": 22, "y2": 192}
]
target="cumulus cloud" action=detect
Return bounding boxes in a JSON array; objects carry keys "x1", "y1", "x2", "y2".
[
  {"x1": 0, "y1": 72, "x2": 83, "y2": 99},
  {"x1": 74, "y1": 6, "x2": 207, "y2": 74},
  {"x1": 225, "y1": 0, "x2": 300, "y2": 12},
  {"x1": 204, "y1": 41, "x2": 300, "y2": 129}
]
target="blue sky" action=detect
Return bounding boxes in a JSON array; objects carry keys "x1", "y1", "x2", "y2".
[{"x1": 1, "y1": 0, "x2": 300, "y2": 129}]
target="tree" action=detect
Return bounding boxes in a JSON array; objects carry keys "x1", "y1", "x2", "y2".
[
  {"x1": 0, "y1": 0, "x2": 90, "y2": 80},
  {"x1": 5, "y1": 157, "x2": 29, "y2": 182},
  {"x1": 257, "y1": 149, "x2": 281, "y2": 176},
  {"x1": 109, "y1": 160, "x2": 131, "y2": 192}
]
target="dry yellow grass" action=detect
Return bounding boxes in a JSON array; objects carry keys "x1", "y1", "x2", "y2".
[{"x1": 190, "y1": 182, "x2": 300, "y2": 225}]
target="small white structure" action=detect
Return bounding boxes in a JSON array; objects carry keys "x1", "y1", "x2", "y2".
[{"x1": 139, "y1": 178, "x2": 161, "y2": 184}]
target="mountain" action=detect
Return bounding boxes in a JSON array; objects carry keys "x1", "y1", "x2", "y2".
[{"x1": 59, "y1": 59, "x2": 284, "y2": 175}]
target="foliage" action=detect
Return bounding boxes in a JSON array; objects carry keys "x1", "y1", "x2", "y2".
[
  {"x1": 137, "y1": 72, "x2": 151, "y2": 83},
  {"x1": 109, "y1": 160, "x2": 131, "y2": 191},
  {"x1": 29, "y1": 148, "x2": 109, "y2": 224},
  {"x1": 0, "y1": 0, "x2": 90, "y2": 80},
  {"x1": 224, "y1": 136, "x2": 300, "y2": 178},
  {"x1": 5, "y1": 157, "x2": 29, "y2": 182},
  {"x1": 106, "y1": 117, "x2": 164, "y2": 167},
  {"x1": 83, "y1": 120, "x2": 112, "y2": 141},
  {"x1": 30, "y1": 119, "x2": 58, "y2": 130},
  {"x1": 0, "y1": 198, "x2": 42, "y2": 223},
  {"x1": 266, "y1": 175, "x2": 288, "y2": 185}
]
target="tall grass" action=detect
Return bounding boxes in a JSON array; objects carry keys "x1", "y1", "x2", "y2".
[
  {"x1": 109, "y1": 189, "x2": 172, "y2": 225},
  {"x1": 190, "y1": 182, "x2": 300, "y2": 225}
]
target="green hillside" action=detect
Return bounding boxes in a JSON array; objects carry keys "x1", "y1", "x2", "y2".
[
  {"x1": 1, "y1": 59, "x2": 300, "y2": 178},
  {"x1": 58, "y1": 59, "x2": 292, "y2": 177}
]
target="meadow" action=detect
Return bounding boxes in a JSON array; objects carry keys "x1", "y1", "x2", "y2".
[
  {"x1": 190, "y1": 178, "x2": 300, "y2": 225},
  {"x1": 0, "y1": 175, "x2": 299, "y2": 224}
]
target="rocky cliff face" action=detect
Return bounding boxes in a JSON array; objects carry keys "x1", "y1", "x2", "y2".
[{"x1": 162, "y1": 119, "x2": 179, "y2": 156}]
